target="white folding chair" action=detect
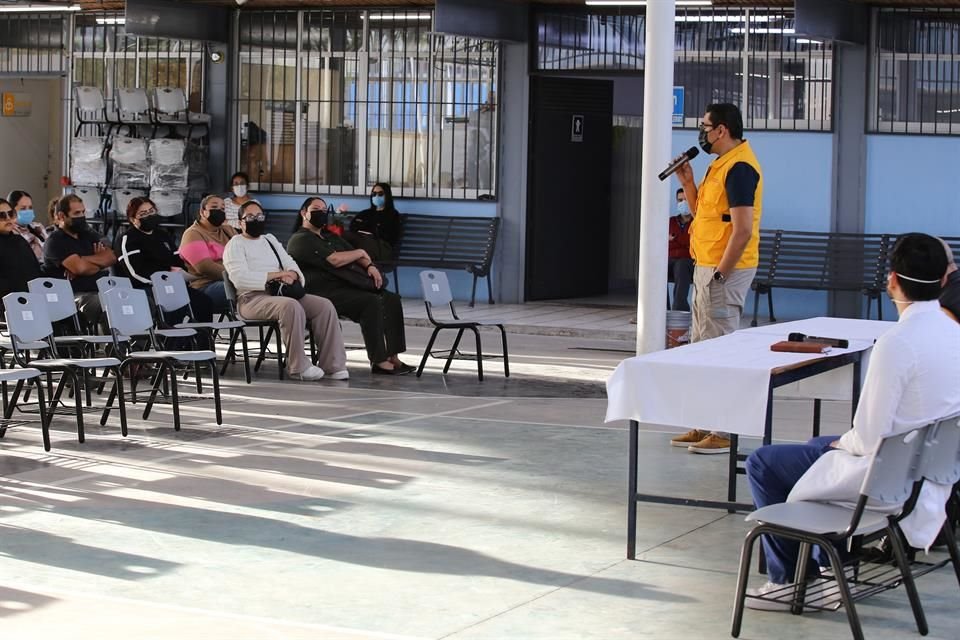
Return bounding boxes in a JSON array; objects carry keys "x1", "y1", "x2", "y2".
[
  {"x1": 73, "y1": 85, "x2": 119, "y2": 137},
  {"x1": 3, "y1": 292, "x2": 127, "y2": 446},
  {"x1": 152, "y1": 87, "x2": 211, "y2": 140},
  {"x1": 150, "y1": 271, "x2": 250, "y2": 383},
  {"x1": 117, "y1": 87, "x2": 168, "y2": 138},
  {"x1": 0, "y1": 366, "x2": 49, "y2": 450},
  {"x1": 732, "y1": 426, "x2": 934, "y2": 640},
  {"x1": 100, "y1": 286, "x2": 222, "y2": 432},
  {"x1": 416, "y1": 270, "x2": 509, "y2": 381}
]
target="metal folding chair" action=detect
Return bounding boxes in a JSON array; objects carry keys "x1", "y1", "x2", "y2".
[
  {"x1": 150, "y1": 271, "x2": 251, "y2": 383},
  {"x1": 222, "y1": 274, "x2": 287, "y2": 380},
  {"x1": 732, "y1": 426, "x2": 933, "y2": 640},
  {"x1": 0, "y1": 367, "x2": 49, "y2": 450},
  {"x1": 100, "y1": 286, "x2": 222, "y2": 432},
  {"x1": 2, "y1": 292, "x2": 127, "y2": 446},
  {"x1": 416, "y1": 270, "x2": 508, "y2": 382}
]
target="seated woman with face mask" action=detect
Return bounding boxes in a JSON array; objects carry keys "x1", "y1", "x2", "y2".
[
  {"x1": 288, "y1": 197, "x2": 411, "y2": 375},
  {"x1": 222, "y1": 201, "x2": 348, "y2": 382},
  {"x1": 8, "y1": 189, "x2": 49, "y2": 262},
  {"x1": 115, "y1": 196, "x2": 214, "y2": 322}
]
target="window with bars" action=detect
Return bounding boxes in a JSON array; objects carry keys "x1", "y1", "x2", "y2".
[
  {"x1": 0, "y1": 13, "x2": 67, "y2": 75},
  {"x1": 236, "y1": 8, "x2": 499, "y2": 200},
  {"x1": 534, "y1": 7, "x2": 833, "y2": 132},
  {"x1": 870, "y1": 8, "x2": 960, "y2": 135},
  {"x1": 72, "y1": 12, "x2": 205, "y2": 132}
]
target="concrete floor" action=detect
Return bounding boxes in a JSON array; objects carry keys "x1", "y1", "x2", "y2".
[{"x1": 0, "y1": 324, "x2": 956, "y2": 639}]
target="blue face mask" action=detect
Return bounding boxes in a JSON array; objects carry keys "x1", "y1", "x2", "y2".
[
  {"x1": 371, "y1": 195, "x2": 386, "y2": 208},
  {"x1": 676, "y1": 200, "x2": 690, "y2": 216},
  {"x1": 16, "y1": 209, "x2": 35, "y2": 226}
]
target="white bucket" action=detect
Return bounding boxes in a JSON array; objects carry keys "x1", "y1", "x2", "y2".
[{"x1": 666, "y1": 310, "x2": 691, "y2": 349}]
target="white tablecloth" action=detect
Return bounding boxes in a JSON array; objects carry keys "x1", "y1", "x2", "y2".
[{"x1": 605, "y1": 317, "x2": 894, "y2": 437}]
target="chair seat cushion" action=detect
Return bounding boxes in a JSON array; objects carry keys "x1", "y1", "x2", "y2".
[
  {"x1": 55, "y1": 335, "x2": 129, "y2": 344},
  {"x1": 746, "y1": 501, "x2": 889, "y2": 536},
  {"x1": 0, "y1": 367, "x2": 42, "y2": 382},
  {"x1": 153, "y1": 329, "x2": 196, "y2": 338},
  {"x1": 0, "y1": 338, "x2": 48, "y2": 351},
  {"x1": 31, "y1": 357, "x2": 121, "y2": 369},
  {"x1": 175, "y1": 321, "x2": 245, "y2": 330},
  {"x1": 126, "y1": 350, "x2": 215, "y2": 362}
]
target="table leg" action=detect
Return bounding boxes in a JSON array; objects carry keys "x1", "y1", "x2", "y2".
[
  {"x1": 727, "y1": 433, "x2": 739, "y2": 510},
  {"x1": 813, "y1": 399, "x2": 822, "y2": 437},
  {"x1": 627, "y1": 419, "x2": 638, "y2": 560}
]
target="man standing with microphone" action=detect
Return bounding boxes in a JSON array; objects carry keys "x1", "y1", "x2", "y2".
[{"x1": 670, "y1": 103, "x2": 764, "y2": 454}]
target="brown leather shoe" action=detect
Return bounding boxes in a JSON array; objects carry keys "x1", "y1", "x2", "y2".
[
  {"x1": 670, "y1": 429, "x2": 709, "y2": 447},
  {"x1": 687, "y1": 433, "x2": 731, "y2": 454}
]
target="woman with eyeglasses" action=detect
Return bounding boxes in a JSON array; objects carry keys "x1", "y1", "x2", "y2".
[
  {"x1": 115, "y1": 196, "x2": 213, "y2": 322},
  {"x1": 288, "y1": 197, "x2": 412, "y2": 375},
  {"x1": 8, "y1": 189, "x2": 50, "y2": 262},
  {"x1": 0, "y1": 197, "x2": 41, "y2": 308},
  {"x1": 222, "y1": 201, "x2": 347, "y2": 382},
  {"x1": 346, "y1": 182, "x2": 402, "y2": 264}
]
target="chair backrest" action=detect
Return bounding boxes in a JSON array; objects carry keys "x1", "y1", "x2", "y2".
[
  {"x1": 116, "y1": 87, "x2": 150, "y2": 117},
  {"x1": 101, "y1": 286, "x2": 154, "y2": 336},
  {"x1": 150, "y1": 189, "x2": 185, "y2": 218},
  {"x1": 150, "y1": 270, "x2": 191, "y2": 313},
  {"x1": 918, "y1": 414, "x2": 960, "y2": 485},
  {"x1": 420, "y1": 270, "x2": 454, "y2": 307},
  {"x1": 74, "y1": 85, "x2": 105, "y2": 112},
  {"x1": 73, "y1": 187, "x2": 102, "y2": 219},
  {"x1": 110, "y1": 137, "x2": 148, "y2": 165},
  {"x1": 2, "y1": 292, "x2": 54, "y2": 344},
  {"x1": 859, "y1": 426, "x2": 929, "y2": 506},
  {"x1": 96, "y1": 276, "x2": 133, "y2": 295},
  {"x1": 27, "y1": 278, "x2": 80, "y2": 323},
  {"x1": 153, "y1": 87, "x2": 187, "y2": 115},
  {"x1": 112, "y1": 188, "x2": 147, "y2": 216}
]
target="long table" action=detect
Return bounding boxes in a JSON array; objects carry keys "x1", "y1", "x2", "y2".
[{"x1": 605, "y1": 317, "x2": 895, "y2": 559}]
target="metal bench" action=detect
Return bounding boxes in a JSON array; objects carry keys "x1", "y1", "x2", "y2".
[
  {"x1": 388, "y1": 214, "x2": 500, "y2": 307},
  {"x1": 750, "y1": 230, "x2": 893, "y2": 327}
]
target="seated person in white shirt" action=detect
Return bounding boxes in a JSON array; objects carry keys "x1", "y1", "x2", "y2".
[
  {"x1": 743, "y1": 232, "x2": 960, "y2": 610},
  {"x1": 222, "y1": 201, "x2": 347, "y2": 381}
]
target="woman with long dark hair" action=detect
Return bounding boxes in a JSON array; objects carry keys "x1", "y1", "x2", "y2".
[
  {"x1": 288, "y1": 197, "x2": 411, "y2": 375},
  {"x1": 346, "y1": 182, "x2": 402, "y2": 263}
]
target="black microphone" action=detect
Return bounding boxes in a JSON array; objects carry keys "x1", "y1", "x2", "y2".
[
  {"x1": 658, "y1": 146, "x2": 699, "y2": 181},
  {"x1": 787, "y1": 332, "x2": 849, "y2": 349}
]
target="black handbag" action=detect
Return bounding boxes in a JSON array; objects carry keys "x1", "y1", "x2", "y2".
[
  {"x1": 330, "y1": 261, "x2": 382, "y2": 292},
  {"x1": 264, "y1": 237, "x2": 306, "y2": 300}
]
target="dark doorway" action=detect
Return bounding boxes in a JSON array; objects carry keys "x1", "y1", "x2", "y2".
[{"x1": 525, "y1": 77, "x2": 613, "y2": 301}]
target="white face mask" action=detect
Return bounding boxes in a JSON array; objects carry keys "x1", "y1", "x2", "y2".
[{"x1": 232, "y1": 185, "x2": 248, "y2": 198}]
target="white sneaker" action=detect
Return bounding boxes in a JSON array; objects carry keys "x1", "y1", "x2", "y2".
[
  {"x1": 745, "y1": 581, "x2": 796, "y2": 611},
  {"x1": 328, "y1": 369, "x2": 350, "y2": 380},
  {"x1": 294, "y1": 365, "x2": 325, "y2": 381},
  {"x1": 745, "y1": 579, "x2": 841, "y2": 612}
]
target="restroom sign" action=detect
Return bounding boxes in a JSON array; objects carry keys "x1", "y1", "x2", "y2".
[
  {"x1": 2, "y1": 92, "x2": 31, "y2": 117},
  {"x1": 571, "y1": 114, "x2": 584, "y2": 143}
]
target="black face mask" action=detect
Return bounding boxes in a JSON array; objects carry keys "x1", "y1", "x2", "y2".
[
  {"x1": 67, "y1": 217, "x2": 88, "y2": 234},
  {"x1": 244, "y1": 219, "x2": 265, "y2": 238},
  {"x1": 207, "y1": 208, "x2": 226, "y2": 227},
  {"x1": 698, "y1": 128, "x2": 713, "y2": 154},
  {"x1": 139, "y1": 215, "x2": 160, "y2": 233},
  {"x1": 308, "y1": 209, "x2": 327, "y2": 229}
]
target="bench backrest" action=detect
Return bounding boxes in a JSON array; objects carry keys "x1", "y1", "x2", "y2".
[
  {"x1": 758, "y1": 229, "x2": 891, "y2": 291},
  {"x1": 395, "y1": 214, "x2": 500, "y2": 271}
]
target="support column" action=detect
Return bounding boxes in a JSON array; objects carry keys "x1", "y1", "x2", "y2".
[
  {"x1": 495, "y1": 42, "x2": 529, "y2": 304},
  {"x1": 830, "y1": 43, "x2": 868, "y2": 318},
  {"x1": 635, "y1": 1, "x2": 676, "y2": 355}
]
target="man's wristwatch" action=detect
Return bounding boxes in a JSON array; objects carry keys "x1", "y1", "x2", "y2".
[{"x1": 712, "y1": 270, "x2": 726, "y2": 283}]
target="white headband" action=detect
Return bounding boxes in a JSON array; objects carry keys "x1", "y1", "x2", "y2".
[{"x1": 894, "y1": 272, "x2": 942, "y2": 284}]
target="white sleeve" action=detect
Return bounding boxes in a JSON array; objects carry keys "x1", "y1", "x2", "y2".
[
  {"x1": 837, "y1": 333, "x2": 915, "y2": 456},
  {"x1": 223, "y1": 237, "x2": 269, "y2": 292}
]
